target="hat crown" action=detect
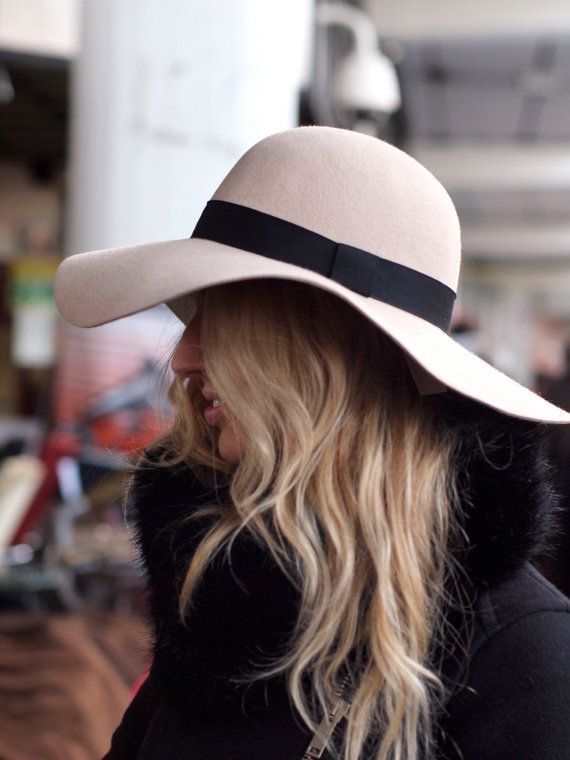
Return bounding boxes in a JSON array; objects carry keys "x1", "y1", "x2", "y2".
[{"x1": 213, "y1": 126, "x2": 461, "y2": 292}]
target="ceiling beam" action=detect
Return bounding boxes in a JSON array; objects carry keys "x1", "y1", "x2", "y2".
[
  {"x1": 408, "y1": 142, "x2": 570, "y2": 191},
  {"x1": 462, "y1": 222, "x2": 570, "y2": 260},
  {"x1": 364, "y1": 0, "x2": 570, "y2": 39},
  {"x1": 0, "y1": 0, "x2": 79, "y2": 59}
]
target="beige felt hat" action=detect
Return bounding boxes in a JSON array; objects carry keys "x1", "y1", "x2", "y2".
[{"x1": 53, "y1": 126, "x2": 570, "y2": 424}]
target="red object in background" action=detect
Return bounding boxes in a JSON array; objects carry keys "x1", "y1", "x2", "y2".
[
  {"x1": 11, "y1": 429, "x2": 81, "y2": 544},
  {"x1": 89, "y1": 410, "x2": 167, "y2": 453},
  {"x1": 53, "y1": 316, "x2": 179, "y2": 427}
]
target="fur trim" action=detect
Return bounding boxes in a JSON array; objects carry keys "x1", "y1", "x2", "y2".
[
  {"x1": 437, "y1": 392, "x2": 560, "y2": 587},
  {"x1": 125, "y1": 459, "x2": 294, "y2": 717}
]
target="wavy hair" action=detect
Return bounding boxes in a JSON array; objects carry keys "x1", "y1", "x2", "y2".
[{"x1": 146, "y1": 279, "x2": 470, "y2": 760}]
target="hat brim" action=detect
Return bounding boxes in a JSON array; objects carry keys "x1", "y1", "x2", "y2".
[{"x1": 53, "y1": 237, "x2": 570, "y2": 424}]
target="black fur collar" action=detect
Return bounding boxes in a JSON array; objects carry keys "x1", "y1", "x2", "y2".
[{"x1": 437, "y1": 391, "x2": 559, "y2": 588}]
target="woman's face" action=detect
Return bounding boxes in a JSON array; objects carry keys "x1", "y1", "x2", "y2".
[{"x1": 171, "y1": 316, "x2": 245, "y2": 465}]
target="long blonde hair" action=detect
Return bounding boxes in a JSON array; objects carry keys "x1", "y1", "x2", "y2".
[{"x1": 148, "y1": 279, "x2": 469, "y2": 760}]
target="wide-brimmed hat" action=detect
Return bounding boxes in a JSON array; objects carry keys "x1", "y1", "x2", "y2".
[{"x1": 54, "y1": 126, "x2": 570, "y2": 424}]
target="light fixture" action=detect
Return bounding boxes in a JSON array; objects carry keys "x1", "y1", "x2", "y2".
[{"x1": 315, "y1": 2, "x2": 401, "y2": 114}]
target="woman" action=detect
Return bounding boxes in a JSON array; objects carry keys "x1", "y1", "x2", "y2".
[{"x1": 54, "y1": 127, "x2": 570, "y2": 760}]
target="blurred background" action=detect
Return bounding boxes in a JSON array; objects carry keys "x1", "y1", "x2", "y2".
[{"x1": 1, "y1": 1, "x2": 570, "y2": 757}]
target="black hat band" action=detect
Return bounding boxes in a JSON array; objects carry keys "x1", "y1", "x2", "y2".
[{"x1": 191, "y1": 200, "x2": 456, "y2": 332}]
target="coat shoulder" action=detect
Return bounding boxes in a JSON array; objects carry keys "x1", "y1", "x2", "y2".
[
  {"x1": 438, "y1": 563, "x2": 570, "y2": 760},
  {"x1": 474, "y1": 560, "x2": 569, "y2": 645}
]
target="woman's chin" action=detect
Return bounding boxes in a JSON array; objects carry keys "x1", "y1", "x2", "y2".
[{"x1": 217, "y1": 426, "x2": 244, "y2": 465}]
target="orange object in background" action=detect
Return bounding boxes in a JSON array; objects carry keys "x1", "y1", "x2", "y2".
[{"x1": 89, "y1": 410, "x2": 168, "y2": 453}]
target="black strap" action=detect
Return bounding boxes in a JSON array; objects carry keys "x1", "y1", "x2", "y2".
[{"x1": 191, "y1": 200, "x2": 455, "y2": 333}]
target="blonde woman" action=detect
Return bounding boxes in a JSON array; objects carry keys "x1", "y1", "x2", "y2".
[{"x1": 54, "y1": 127, "x2": 570, "y2": 760}]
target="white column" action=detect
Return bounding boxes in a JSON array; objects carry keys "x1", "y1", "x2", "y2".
[
  {"x1": 57, "y1": 0, "x2": 313, "y2": 432},
  {"x1": 66, "y1": 0, "x2": 313, "y2": 255}
]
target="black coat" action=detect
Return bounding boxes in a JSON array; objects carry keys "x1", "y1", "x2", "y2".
[{"x1": 104, "y1": 401, "x2": 570, "y2": 760}]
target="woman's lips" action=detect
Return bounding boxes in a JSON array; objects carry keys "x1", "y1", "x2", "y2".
[{"x1": 204, "y1": 402, "x2": 225, "y2": 426}]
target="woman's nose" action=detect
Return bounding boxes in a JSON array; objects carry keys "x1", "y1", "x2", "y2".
[{"x1": 171, "y1": 320, "x2": 203, "y2": 378}]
